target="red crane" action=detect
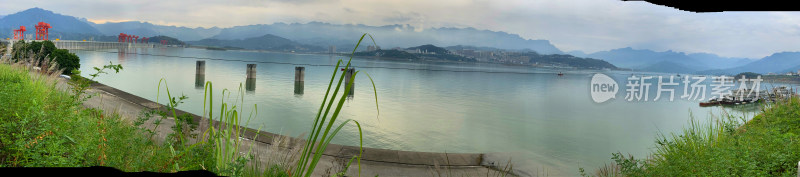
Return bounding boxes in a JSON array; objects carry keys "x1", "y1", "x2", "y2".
[
  {"x1": 118, "y1": 33, "x2": 128, "y2": 42},
  {"x1": 34, "y1": 22, "x2": 51, "y2": 40},
  {"x1": 134, "y1": 35, "x2": 139, "y2": 43},
  {"x1": 13, "y1": 26, "x2": 26, "y2": 40},
  {"x1": 161, "y1": 40, "x2": 167, "y2": 45},
  {"x1": 141, "y1": 37, "x2": 148, "y2": 43}
]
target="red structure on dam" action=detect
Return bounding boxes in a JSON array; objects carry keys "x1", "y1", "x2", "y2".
[
  {"x1": 12, "y1": 26, "x2": 26, "y2": 40},
  {"x1": 34, "y1": 22, "x2": 51, "y2": 40}
]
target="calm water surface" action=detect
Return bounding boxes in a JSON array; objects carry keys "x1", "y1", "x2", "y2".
[{"x1": 75, "y1": 48, "x2": 784, "y2": 175}]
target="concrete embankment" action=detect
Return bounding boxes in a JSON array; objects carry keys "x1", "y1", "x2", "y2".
[{"x1": 77, "y1": 81, "x2": 517, "y2": 176}]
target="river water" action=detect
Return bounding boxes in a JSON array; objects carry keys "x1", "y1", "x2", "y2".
[{"x1": 75, "y1": 47, "x2": 784, "y2": 175}]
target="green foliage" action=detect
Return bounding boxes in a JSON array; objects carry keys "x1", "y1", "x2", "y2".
[
  {"x1": 602, "y1": 98, "x2": 800, "y2": 176},
  {"x1": 50, "y1": 49, "x2": 80, "y2": 75},
  {"x1": 736, "y1": 72, "x2": 762, "y2": 79},
  {"x1": 68, "y1": 61, "x2": 122, "y2": 103},
  {"x1": 0, "y1": 62, "x2": 215, "y2": 172},
  {"x1": 148, "y1": 35, "x2": 186, "y2": 46},
  {"x1": 294, "y1": 33, "x2": 380, "y2": 177},
  {"x1": 524, "y1": 53, "x2": 617, "y2": 69},
  {"x1": 10, "y1": 40, "x2": 79, "y2": 74},
  {"x1": 407, "y1": 44, "x2": 449, "y2": 54}
]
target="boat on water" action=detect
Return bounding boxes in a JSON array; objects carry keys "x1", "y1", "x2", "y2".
[{"x1": 557, "y1": 72, "x2": 564, "y2": 76}]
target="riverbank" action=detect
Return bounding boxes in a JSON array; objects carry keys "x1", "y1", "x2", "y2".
[
  {"x1": 0, "y1": 63, "x2": 214, "y2": 172},
  {"x1": 590, "y1": 96, "x2": 800, "y2": 176}
]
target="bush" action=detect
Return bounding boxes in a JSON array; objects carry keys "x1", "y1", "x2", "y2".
[
  {"x1": 598, "y1": 98, "x2": 800, "y2": 176},
  {"x1": 50, "y1": 49, "x2": 80, "y2": 75}
]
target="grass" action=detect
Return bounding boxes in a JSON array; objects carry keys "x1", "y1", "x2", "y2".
[
  {"x1": 0, "y1": 59, "x2": 213, "y2": 170},
  {"x1": 587, "y1": 96, "x2": 800, "y2": 176}
]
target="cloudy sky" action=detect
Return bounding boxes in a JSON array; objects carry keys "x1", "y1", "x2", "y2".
[{"x1": 2, "y1": 0, "x2": 799, "y2": 58}]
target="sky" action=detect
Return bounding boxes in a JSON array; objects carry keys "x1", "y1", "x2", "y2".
[{"x1": 1, "y1": 0, "x2": 799, "y2": 59}]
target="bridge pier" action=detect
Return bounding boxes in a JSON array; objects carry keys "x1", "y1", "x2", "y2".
[
  {"x1": 345, "y1": 68, "x2": 355, "y2": 97},
  {"x1": 246, "y1": 64, "x2": 256, "y2": 92},
  {"x1": 195, "y1": 61, "x2": 205, "y2": 89},
  {"x1": 295, "y1": 67, "x2": 305, "y2": 96}
]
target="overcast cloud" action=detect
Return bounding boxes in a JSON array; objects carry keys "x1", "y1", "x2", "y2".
[{"x1": 1, "y1": 0, "x2": 799, "y2": 58}]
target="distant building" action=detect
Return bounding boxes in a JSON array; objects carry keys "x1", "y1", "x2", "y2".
[
  {"x1": 367, "y1": 45, "x2": 376, "y2": 52},
  {"x1": 462, "y1": 49, "x2": 475, "y2": 57},
  {"x1": 329, "y1": 45, "x2": 336, "y2": 54}
]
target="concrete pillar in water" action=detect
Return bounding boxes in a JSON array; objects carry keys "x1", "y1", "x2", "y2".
[
  {"x1": 294, "y1": 81, "x2": 304, "y2": 96},
  {"x1": 295, "y1": 66, "x2": 305, "y2": 82},
  {"x1": 294, "y1": 66, "x2": 305, "y2": 95},
  {"x1": 246, "y1": 64, "x2": 256, "y2": 92},
  {"x1": 344, "y1": 68, "x2": 355, "y2": 97},
  {"x1": 195, "y1": 61, "x2": 205, "y2": 89},
  {"x1": 246, "y1": 64, "x2": 257, "y2": 79}
]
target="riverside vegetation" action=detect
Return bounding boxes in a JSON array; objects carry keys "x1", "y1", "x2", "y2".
[
  {"x1": 0, "y1": 34, "x2": 519, "y2": 176},
  {"x1": 582, "y1": 96, "x2": 800, "y2": 176},
  {"x1": 0, "y1": 34, "x2": 381, "y2": 177}
]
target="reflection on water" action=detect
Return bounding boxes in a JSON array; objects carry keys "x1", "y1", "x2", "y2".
[
  {"x1": 74, "y1": 48, "x2": 800, "y2": 175},
  {"x1": 195, "y1": 74, "x2": 204, "y2": 89},
  {"x1": 246, "y1": 78, "x2": 256, "y2": 92},
  {"x1": 294, "y1": 81, "x2": 304, "y2": 96}
]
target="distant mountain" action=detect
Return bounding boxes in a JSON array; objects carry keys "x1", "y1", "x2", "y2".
[
  {"x1": 444, "y1": 45, "x2": 502, "y2": 52},
  {"x1": 148, "y1": 35, "x2": 185, "y2": 45},
  {"x1": 207, "y1": 22, "x2": 563, "y2": 54},
  {"x1": 91, "y1": 21, "x2": 221, "y2": 41},
  {"x1": 407, "y1": 44, "x2": 449, "y2": 54},
  {"x1": 685, "y1": 53, "x2": 753, "y2": 69},
  {"x1": 0, "y1": 7, "x2": 101, "y2": 39},
  {"x1": 712, "y1": 52, "x2": 800, "y2": 74},
  {"x1": 0, "y1": 7, "x2": 779, "y2": 74},
  {"x1": 188, "y1": 34, "x2": 324, "y2": 52},
  {"x1": 566, "y1": 50, "x2": 588, "y2": 58},
  {"x1": 586, "y1": 47, "x2": 753, "y2": 73},
  {"x1": 641, "y1": 61, "x2": 702, "y2": 74}
]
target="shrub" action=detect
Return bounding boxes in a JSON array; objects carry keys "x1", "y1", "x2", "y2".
[{"x1": 50, "y1": 49, "x2": 80, "y2": 75}]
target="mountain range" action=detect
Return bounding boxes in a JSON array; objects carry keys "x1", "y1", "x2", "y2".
[{"x1": 1, "y1": 7, "x2": 799, "y2": 74}]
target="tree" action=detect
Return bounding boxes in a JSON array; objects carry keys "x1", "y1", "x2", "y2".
[
  {"x1": 50, "y1": 49, "x2": 80, "y2": 75},
  {"x1": 39, "y1": 41, "x2": 57, "y2": 62}
]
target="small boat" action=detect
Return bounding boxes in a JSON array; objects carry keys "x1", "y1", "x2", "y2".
[{"x1": 557, "y1": 72, "x2": 564, "y2": 76}]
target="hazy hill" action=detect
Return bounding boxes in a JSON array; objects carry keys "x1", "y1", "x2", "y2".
[
  {"x1": 188, "y1": 34, "x2": 324, "y2": 52},
  {"x1": 0, "y1": 8, "x2": 101, "y2": 39},
  {"x1": 444, "y1": 45, "x2": 503, "y2": 52},
  {"x1": 717, "y1": 52, "x2": 800, "y2": 74},
  {"x1": 207, "y1": 22, "x2": 563, "y2": 54},
  {"x1": 407, "y1": 44, "x2": 449, "y2": 54},
  {"x1": 91, "y1": 21, "x2": 221, "y2": 41},
  {"x1": 585, "y1": 47, "x2": 753, "y2": 73},
  {"x1": 566, "y1": 50, "x2": 588, "y2": 58},
  {"x1": 148, "y1": 35, "x2": 185, "y2": 45}
]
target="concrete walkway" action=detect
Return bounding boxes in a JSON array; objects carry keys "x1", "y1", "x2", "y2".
[{"x1": 74, "y1": 81, "x2": 520, "y2": 177}]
